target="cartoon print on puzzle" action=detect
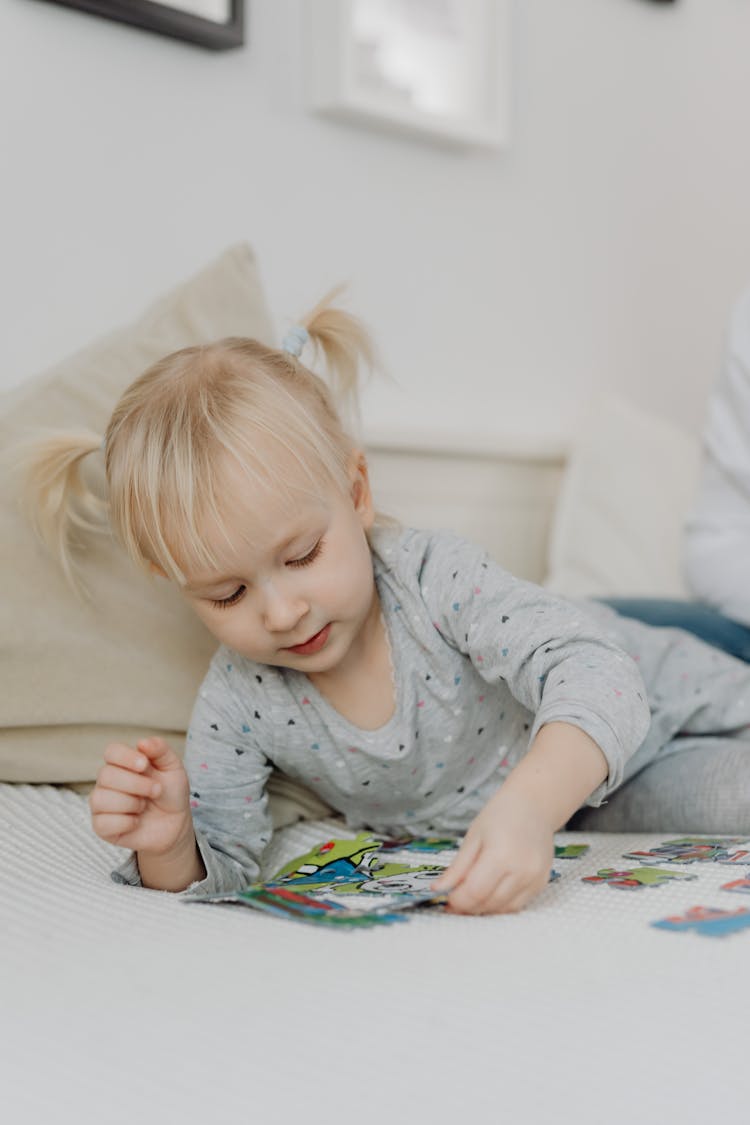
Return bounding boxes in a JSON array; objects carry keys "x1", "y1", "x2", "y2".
[{"x1": 267, "y1": 833, "x2": 446, "y2": 900}]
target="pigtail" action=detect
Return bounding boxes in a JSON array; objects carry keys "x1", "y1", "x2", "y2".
[
  {"x1": 22, "y1": 430, "x2": 110, "y2": 590},
  {"x1": 299, "y1": 286, "x2": 377, "y2": 436}
]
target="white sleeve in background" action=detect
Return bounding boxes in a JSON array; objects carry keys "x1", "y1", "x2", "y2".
[{"x1": 684, "y1": 287, "x2": 750, "y2": 627}]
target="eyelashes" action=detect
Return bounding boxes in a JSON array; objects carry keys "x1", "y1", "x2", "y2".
[
  {"x1": 209, "y1": 539, "x2": 324, "y2": 610},
  {"x1": 211, "y1": 585, "x2": 246, "y2": 610},
  {"x1": 287, "y1": 538, "x2": 324, "y2": 569}
]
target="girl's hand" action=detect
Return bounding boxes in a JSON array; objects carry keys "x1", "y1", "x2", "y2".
[
  {"x1": 432, "y1": 788, "x2": 555, "y2": 915},
  {"x1": 89, "y1": 736, "x2": 193, "y2": 857}
]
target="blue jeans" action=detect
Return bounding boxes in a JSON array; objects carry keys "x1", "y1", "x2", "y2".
[{"x1": 599, "y1": 598, "x2": 750, "y2": 664}]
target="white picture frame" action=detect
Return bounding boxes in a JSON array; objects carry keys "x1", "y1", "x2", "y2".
[{"x1": 307, "y1": 0, "x2": 511, "y2": 149}]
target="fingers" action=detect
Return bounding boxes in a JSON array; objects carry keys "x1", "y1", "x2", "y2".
[
  {"x1": 89, "y1": 787, "x2": 146, "y2": 845},
  {"x1": 90, "y1": 813, "x2": 140, "y2": 842},
  {"x1": 90, "y1": 790, "x2": 147, "y2": 816},
  {"x1": 103, "y1": 742, "x2": 150, "y2": 773},
  {"x1": 135, "y1": 736, "x2": 180, "y2": 771},
  {"x1": 90, "y1": 738, "x2": 186, "y2": 848},
  {"x1": 90, "y1": 742, "x2": 164, "y2": 844},
  {"x1": 89, "y1": 794, "x2": 146, "y2": 843},
  {"x1": 96, "y1": 762, "x2": 162, "y2": 800},
  {"x1": 432, "y1": 833, "x2": 481, "y2": 894},
  {"x1": 444, "y1": 848, "x2": 549, "y2": 915},
  {"x1": 445, "y1": 848, "x2": 512, "y2": 914}
]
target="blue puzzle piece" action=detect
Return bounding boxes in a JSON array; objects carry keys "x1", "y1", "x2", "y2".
[{"x1": 651, "y1": 905, "x2": 750, "y2": 938}]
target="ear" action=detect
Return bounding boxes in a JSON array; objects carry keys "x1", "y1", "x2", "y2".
[{"x1": 348, "y1": 449, "x2": 375, "y2": 531}]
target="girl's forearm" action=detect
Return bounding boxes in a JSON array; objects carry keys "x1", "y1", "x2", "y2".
[
  {"x1": 499, "y1": 721, "x2": 609, "y2": 830},
  {"x1": 137, "y1": 832, "x2": 206, "y2": 892}
]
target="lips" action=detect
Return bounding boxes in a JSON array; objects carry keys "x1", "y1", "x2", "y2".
[{"x1": 284, "y1": 623, "x2": 332, "y2": 656}]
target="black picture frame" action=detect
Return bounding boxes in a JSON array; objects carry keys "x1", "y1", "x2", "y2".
[{"x1": 38, "y1": 0, "x2": 245, "y2": 50}]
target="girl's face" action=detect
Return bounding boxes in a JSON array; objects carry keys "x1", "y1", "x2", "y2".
[{"x1": 180, "y1": 450, "x2": 380, "y2": 677}]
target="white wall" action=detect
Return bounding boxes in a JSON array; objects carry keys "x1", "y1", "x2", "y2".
[{"x1": 2, "y1": 0, "x2": 750, "y2": 450}]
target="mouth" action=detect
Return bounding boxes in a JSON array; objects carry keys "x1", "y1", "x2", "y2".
[{"x1": 283, "y1": 623, "x2": 332, "y2": 656}]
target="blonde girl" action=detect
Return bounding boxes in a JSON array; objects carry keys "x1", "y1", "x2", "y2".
[{"x1": 24, "y1": 293, "x2": 750, "y2": 913}]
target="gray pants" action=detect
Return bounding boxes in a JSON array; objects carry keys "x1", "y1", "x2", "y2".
[
  {"x1": 565, "y1": 604, "x2": 750, "y2": 834},
  {"x1": 569, "y1": 736, "x2": 750, "y2": 833}
]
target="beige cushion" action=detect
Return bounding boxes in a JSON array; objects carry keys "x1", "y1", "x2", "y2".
[
  {"x1": 544, "y1": 394, "x2": 701, "y2": 598},
  {"x1": 0, "y1": 242, "x2": 333, "y2": 825}
]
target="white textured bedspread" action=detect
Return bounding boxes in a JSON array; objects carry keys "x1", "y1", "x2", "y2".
[{"x1": 1, "y1": 783, "x2": 747, "y2": 1124}]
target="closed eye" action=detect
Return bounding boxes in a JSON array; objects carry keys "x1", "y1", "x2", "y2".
[
  {"x1": 208, "y1": 538, "x2": 322, "y2": 606},
  {"x1": 287, "y1": 539, "x2": 324, "y2": 568},
  {"x1": 211, "y1": 585, "x2": 246, "y2": 610}
]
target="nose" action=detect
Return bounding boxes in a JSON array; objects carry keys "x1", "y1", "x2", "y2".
[{"x1": 259, "y1": 578, "x2": 308, "y2": 634}]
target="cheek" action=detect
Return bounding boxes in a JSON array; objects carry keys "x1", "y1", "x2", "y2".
[
  {"x1": 192, "y1": 610, "x2": 229, "y2": 643},
  {"x1": 190, "y1": 603, "x2": 248, "y2": 646},
  {"x1": 198, "y1": 614, "x2": 266, "y2": 661},
  {"x1": 320, "y1": 541, "x2": 373, "y2": 605}
]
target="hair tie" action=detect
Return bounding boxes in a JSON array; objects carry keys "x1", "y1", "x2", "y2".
[{"x1": 281, "y1": 325, "x2": 309, "y2": 358}]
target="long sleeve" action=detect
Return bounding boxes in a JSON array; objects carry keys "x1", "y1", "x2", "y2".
[
  {"x1": 416, "y1": 532, "x2": 651, "y2": 804},
  {"x1": 684, "y1": 286, "x2": 750, "y2": 626},
  {"x1": 112, "y1": 651, "x2": 274, "y2": 894}
]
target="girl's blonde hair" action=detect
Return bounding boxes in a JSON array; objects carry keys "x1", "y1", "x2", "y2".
[{"x1": 24, "y1": 289, "x2": 376, "y2": 588}]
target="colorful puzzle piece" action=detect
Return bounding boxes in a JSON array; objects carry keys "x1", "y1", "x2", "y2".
[
  {"x1": 184, "y1": 834, "x2": 451, "y2": 926},
  {"x1": 623, "y1": 836, "x2": 750, "y2": 867},
  {"x1": 267, "y1": 832, "x2": 446, "y2": 899},
  {"x1": 582, "y1": 866, "x2": 697, "y2": 890},
  {"x1": 378, "y1": 835, "x2": 461, "y2": 853},
  {"x1": 271, "y1": 832, "x2": 384, "y2": 886},
  {"x1": 232, "y1": 886, "x2": 407, "y2": 927},
  {"x1": 651, "y1": 904, "x2": 750, "y2": 938},
  {"x1": 554, "y1": 844, "x2": 590, "y2": 860},
  {"x1": 721, "y1": 877, "x2": 750, "y2": 896}
]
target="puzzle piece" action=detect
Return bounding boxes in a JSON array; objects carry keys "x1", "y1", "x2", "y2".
[
  {"x1": 721, "y1": 877, "x2": 750, "y2": 896},
  {"x1": 623, "y1": 836, "x2": 750, "y2": 866},
  {"x1": 582, "y1": 866, "x2": 697, "y2": 890},
  {"x1": 184, "y1": 833, "x2": 451, "y2": 927},
  {"x1": 185, "y1": 878, "x2": 449, "y2": 926},
  {"x1": 297, "y1": 863, "x2": 446, "y2": 898},
  {"x1": 378, "y1": 835, "x2": 460, "y2": 853},
  {"x1": 271, "y1": 832, "x2": 384, "y2": 886},
  {"x1": 651, "y1": 904, "x2": 750, "y2": 938},
  {"x1": 554, "y1": 844, "x2": 590, "y2": 860},
  {"x1": 232, "y1": 886, "x2": 407, "y2": 927}
]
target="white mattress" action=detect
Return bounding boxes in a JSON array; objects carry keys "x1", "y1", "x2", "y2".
[{"x1": 2, "y1": 782, "x2": 747, "y2": 1124}]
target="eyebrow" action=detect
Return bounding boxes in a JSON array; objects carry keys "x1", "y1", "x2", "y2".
[{"x1": 183, "y1": 520, "x2": 324, "y2": 593}]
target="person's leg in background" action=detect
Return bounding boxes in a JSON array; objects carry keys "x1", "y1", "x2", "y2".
[
  {"x1": 568, "y1": 736, "x2": 750, "y2": 833},
  {"x1": 599, "y1": 597, "x2": 750, "y2": 664}
]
